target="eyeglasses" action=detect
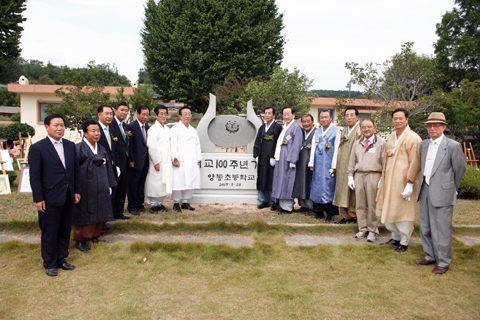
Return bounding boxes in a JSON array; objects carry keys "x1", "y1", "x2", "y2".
[{"x1": 427, "y1": 124, "x2": 445, "y2": 128}]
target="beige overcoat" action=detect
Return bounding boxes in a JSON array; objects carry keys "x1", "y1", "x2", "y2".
[
  {"x1": 376, "y1": 127, "x2": 422, "y2": 223},
  {"x1": 332, "y1": 123, "x2": 362, "y2": 208}
]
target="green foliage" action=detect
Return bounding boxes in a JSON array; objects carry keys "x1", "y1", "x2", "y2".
[
  {"x1": 345, "y1": 43, "x2": 444, "y2": 136},
  {"x1": 244, "y1": 67, "x2": 317, "y2": 117},
  {"x1": 435, "y1": 0, "x2": 480, "y2": 89},
  {"x1": 10, "y1": 111, "x2": 20, "y2": 121},
  {"x1": 212, "y1": 74, "x2": 250, "y2": 114},
  {"x1": 6, "y1": 170, "x2": 17, "y2": 186},
  {"x1": 0, "y1": 0, "x2": 26, "y2": 75},
  {"x1": 3, "y1": 122, "x2": 35, "y2": 141},
  {"x1": 442, "y1": 79, "x2": 480, "y2": 153},
  {"x1": 46, "y1": 84, "x2": 111, "y2": 131},
  {"x1": 142, "y1": 0, "x2": 285, "y2": 113},
  {"x1": 311, "y1": 89, "x2": 364, "y2": 99},
  {"x1": 124, "y1": 85, "x2": 157, "y2": 122},
  {"x1": 0, "y1": 125, "x2": 6, "y2": 138},
  {"x1": 458, "y1": 165, "x2": 480, "y2": 199},
  {"x1": 0, "y1": 58, "x2": 131, "y2": 86},
  {"x1": 0, "y1": 88, "x2": 19, "y2": 107}
]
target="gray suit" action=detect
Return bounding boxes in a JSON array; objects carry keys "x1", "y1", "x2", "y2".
[{"x1": 418, "y1": 136, "x2": 466, "y2": 267}]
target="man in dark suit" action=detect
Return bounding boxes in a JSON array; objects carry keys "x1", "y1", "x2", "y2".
[
  {"x1": 97, "y1": 104, "x2": 120, "y2": 230},
  {"x1": 416, "y1": 112, "x2": 466, "y2": 274},
  {"x1": 126, "y1": 105, "x2": 150, "y2": 215},
  {"x1": 29, "y1": 114, "x2": 81, "y2": 277},
  {"x1": 110, "y1": 101, "x2": 131, "y2": 220}
]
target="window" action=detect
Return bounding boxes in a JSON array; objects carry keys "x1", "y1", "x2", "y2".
[{"x1": 38, "y1": 102, "x2": 61, "y2": 122}]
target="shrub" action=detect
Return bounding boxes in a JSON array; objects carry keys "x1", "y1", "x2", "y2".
[
  {"x1": 3, "y1": 123, "x2": 35, "y2": 141},
  {"x1": 10, "y1": 112, "x2": 20, "y2": 122},
  {"x1": 0, "y1": 125, "x2": 7, "y2": 138},
  {"x1": 458, "y1": 165, "x2": 480, "y2": 199}
]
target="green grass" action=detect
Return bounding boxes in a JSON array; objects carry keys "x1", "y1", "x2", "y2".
[{"x1": 0, "y1": 238, "x2": 479, "y2": 319}]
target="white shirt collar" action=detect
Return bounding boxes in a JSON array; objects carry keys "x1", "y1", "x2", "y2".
[
  {"x1": 115, "y1": 116, "x2": 123, "y2": 125},
  {"x1": 137, "y1": 119, "x2": 146, "y2": 128},
  {"x1": 47, "y1": 135, "x2": 62, "y2": 145},
  {"x1": 431, "y1": 134, "x2": 444, "y2": 145},
  {"x1": 347, "y1": 121, "x2": 359, "y2": 135},
  {"x1": 321, "y1": 122, "x2": 334, "y2": 136},
  {"x1": 98, "y1": 121, "x2": 108, "y2": 131},
  {"x1": 83, "y1": 137, "x2": 98, "y2": 154}
]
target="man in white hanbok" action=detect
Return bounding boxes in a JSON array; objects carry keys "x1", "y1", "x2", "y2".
[
  {"x1": 170, "y1": 106, "x2": 202, "y2": 212},
  {"x1": 145, "y1": 105, "x2": 173, "y2": 213}
]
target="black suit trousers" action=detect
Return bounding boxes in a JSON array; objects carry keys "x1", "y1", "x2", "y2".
[
  {"x1": 38, "y1": 188, "x2": 73, "y2": 269},
  {"x1": 113, "y1": 166, "x2": 129, "y2": 218},
  {"x1": 127, "y1": 157, "x2": 148, "y2": 212}
]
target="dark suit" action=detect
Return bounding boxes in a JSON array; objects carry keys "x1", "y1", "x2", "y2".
[
  {"x1": 418, "y1": 136, "x2": 466, "y2": 267},
  {"x1": 126, "y1": 120, "x2": 149, "y2": 212},
  {"x1": 29, "y1": 137, "x2": 81, "y2": 269},
  {"x1": 110, "y1": 118, "x2": 130, "y2": 218},
  {"x1": 98, "y1": 122, "x2": 120, "y2": 175}
]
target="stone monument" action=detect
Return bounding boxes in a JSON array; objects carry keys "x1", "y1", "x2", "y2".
[{"x1": 190, "y1": 94, "x2": 263, "y2": 204}]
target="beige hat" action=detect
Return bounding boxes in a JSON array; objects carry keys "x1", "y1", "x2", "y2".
[{"x1": 425, "y1": 112, "x2": 447, "y2": 125}]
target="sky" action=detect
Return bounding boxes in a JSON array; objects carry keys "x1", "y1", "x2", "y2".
[{"x1": 19, "y1": 0, "x2": 456, "y2": 91}]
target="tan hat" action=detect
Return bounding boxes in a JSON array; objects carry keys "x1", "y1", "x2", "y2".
[{"x1": 425, "y1": 112, "x2": 447, "y2": 125}]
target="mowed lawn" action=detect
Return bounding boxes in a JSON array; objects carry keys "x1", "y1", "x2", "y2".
[{"x1": 0, "y1": 235, "x2": 479, "y2": 319}]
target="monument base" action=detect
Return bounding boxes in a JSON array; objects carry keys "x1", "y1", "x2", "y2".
[{"x1": 190, "y1": 189, "x2": 260, "y2": 205}]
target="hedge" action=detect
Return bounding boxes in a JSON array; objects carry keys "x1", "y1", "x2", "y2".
[
  {"x1": 458, "y1": 165, "x2": 480, "y2": 199},
  {"x1": 3, "y1": 123, "x2": 35, "y2": 141}
]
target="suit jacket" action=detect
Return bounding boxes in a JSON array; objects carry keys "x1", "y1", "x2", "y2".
[
  {"x1": 110, "y1": 118, "x2": 129, "y2": 172},
  {"x1": 28, "y1": 137, "x2": 81, "y2": 207},
  {"x1": 126, "y1": 120, "x2": 149, "y2": 171},
  {"x1": 418, "y1": 136, "x2": 466, "y2": 207},
  {"x1": 98, "y1": 122, "x2": 120, "y2": 171}
]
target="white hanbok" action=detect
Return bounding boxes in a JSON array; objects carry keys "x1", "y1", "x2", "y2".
[
  {"x1": 170, "y1": 121, "x2": 202, "y2": 191},
  {"x1": 145, "y1": 121, "x2": 173, "y2": 201}
]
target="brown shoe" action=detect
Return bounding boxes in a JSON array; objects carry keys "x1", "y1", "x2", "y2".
[
  {"x1": 432, "y1": 266, "x2": 449, "y2": 274},
  {"x1": 415, "y1": 259, "x2": 436, "y2": 266}
]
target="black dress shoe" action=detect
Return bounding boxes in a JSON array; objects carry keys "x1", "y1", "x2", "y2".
[
  {"x1": 173, "y1": 203, "x2": 182, "y2": 212},
  {"x1": 380, "y1": 238, "x2": 401, "y2": 246},
  {"x1": 349, "y1": 219, "x2": 357, "y2": 224},
  {"x1": 149, "y1": 206, "x2": 158, "y2": 214},
  {"x1": 394, "y1": 244, "x2": 408, "y2": 253},
  {"x1": 130, "y1": 210, "x2": 140, "y2": 216},
  {"x1": 257, "y1": 202, "x2": 270, "y2": 209},
  {"x1": 91, "y1": 238, "x2": 106, "y2": 244},
  {"x1": 304, "y1": 210, "x2": 315, "y2": 216},
  {"x1": 325, "y1": 214, "x2": 334, "y2": 222},
  {"x1": 58, "y1": 262, "x2": 75, "y2": 271},
  {"x1": 45, "y1": 268, "x2": 57, "y2": 277},
  {"x1": 335, "y1": 218, "x2": 351, "y2": 224},
  {"x1": 181, "y1": 203, "x2": 195, "y2": 211},
  {"x1": 278, "y1": 209, "x2": 292, "y2": 215},
  {"x1": 270, "y1": 203, "x2": 279, "y2": 211},
  {"x1": 315, "y1": 212, "x2": 325, "y2": 219},
  {"x1": 120, "y1": 215, "x2": 130, "y2": 220},
  {"x1": 102, "y1": 224, "x2": 112, "y2": 231},
  {"x1": 157, "y1": 205, "x2": 170, "y2": 212},
  {"x1": 138, "y1": 208, "x2": 147, "y2": 213},
  {"x1": 75, "y1": 241, "x2": 90, "y2": 252}
]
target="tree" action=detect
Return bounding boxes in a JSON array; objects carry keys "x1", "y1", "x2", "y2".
[
  {"x1": 211, "y1": 74, "x2": 250, "y2": 114},
  {"x1": 345, "y1": 43, "x2": 444, "y2": 136},
  {"x1": 442, "y1": 79, "x2": 480, "y2": 153},
  {"x1": 0, "y1": 0, "x2": 26, "y2": 75},
  {"x1": 434, "y1": 0, "x2": 480, "y2": 89},
  {"x1": 244, "y1": 67, "x2": 317, "y2": 117},
  {"x1": 142, "y1": 0, "x2": 285, "y2": 113}
]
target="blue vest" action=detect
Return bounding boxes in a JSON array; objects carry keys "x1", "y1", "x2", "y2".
[{"x1": 310, "y1": 126, "x2": 339, "y2": 204}]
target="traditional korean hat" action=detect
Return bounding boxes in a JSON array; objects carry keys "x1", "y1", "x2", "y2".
[{"x1": 425, "y1": 112, "x2": 447, "y2": 125}]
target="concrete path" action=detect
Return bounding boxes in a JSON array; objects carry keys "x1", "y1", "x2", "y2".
[{"x1": 1, "y1": 232, "x2": 479, "y2": 247}]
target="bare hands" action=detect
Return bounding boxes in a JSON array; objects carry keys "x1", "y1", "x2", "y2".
[
  {"x1": 36, "y1": 201, "x2": 45, "y2": 213},
  {"x1": 309, "y1": 166, "x2": 313, "y2": 171},
  {"x1": 129, "y1": 162, "x2": 134, "y2": 168},
  {"x1": 154, "y1": 163, "x2": 160, "y2": 171},
  {"x1": 173, "y1": 158, "x2": 180, "y2": 167},
  {"x1": 331, "y1": 169, "x2": 336, "y2": 174},
  {"x1": 74, "y1": 193, "x2": 81, "y2": 204}
]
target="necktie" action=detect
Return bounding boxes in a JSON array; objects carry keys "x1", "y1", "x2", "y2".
[
  {"x1": 119, "y1": 122, "x2": 126, "y2": 142},
  {"x1": 141, "y1": 124, "x2": 147, "y2": 143},
  {"x1": 425, "y1": 141, "x2": 436, "y2": 185},
  {"x1": 54, "y1": 141, "x2": 65, "y2": 168},
  {"x1": 365, "y1": 139, "x2": 369, "y2": 148},
  {"x1": 105, "y1": 127, "x2": 111, "y2": 149}
]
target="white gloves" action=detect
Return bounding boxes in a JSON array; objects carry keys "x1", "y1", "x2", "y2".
[
  {"x1": 116, "y1": 166, "x2": 121, "y2": 177},
  {"x1": 348, "y1": 176, "x2": 355, "y2": 190},
  {"x1": 377, "y1": 178, "x2": 381, "y2": 189},
  {"x1": 270, "y1": 158, "x2": 276, "y2": 167},
  {"x1": 402, "y1": 182, "x2": 414, "y2": 201},
  {"x1": 289, "y1": 163, "x2": 296, "y2": 169},
  {"x1": 329, "y1": 169, "x2": 334, "y2": 176},
  {"x1": 255, "y1": 157, "x2": 258, "y2": 164},
  {"x1": 109, "y1": 188, "x2": 112, "y2": 195}
]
